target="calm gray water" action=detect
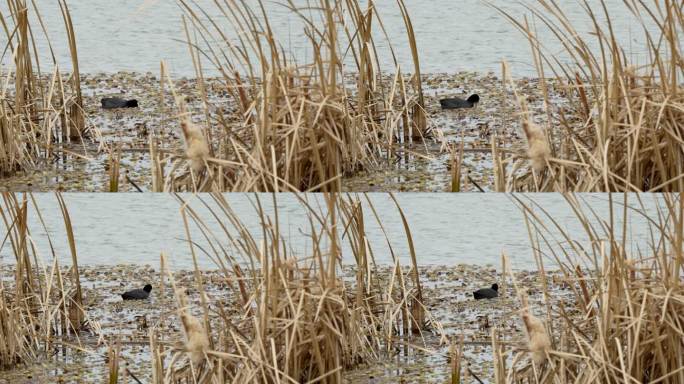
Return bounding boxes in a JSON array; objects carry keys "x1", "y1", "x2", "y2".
[
  {"x1": 1, "y1": 0, "x2": 656, "y2": 77},
  {"x1": 0, "y1": 194, "x2": 664, "y2": 270}
]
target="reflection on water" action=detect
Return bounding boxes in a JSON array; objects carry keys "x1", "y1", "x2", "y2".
[
  {"x1": 0, "y1": 0, "x2": 654, "y2": 76},
  {"x1": 0, "y1": 194, "x2": 662, "y2": 270}
]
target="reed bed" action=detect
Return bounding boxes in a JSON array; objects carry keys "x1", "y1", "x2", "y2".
[
  {"x1": 0, "y1": 192, "x2": 84, "y2": 370},
  {"x1": 0, "y1": 192, "x2": 433, "y2": 381},
  {"x1": 3, "y1": 193, "x2": 684, "y2": 383},
  {"x1": 493, "y1": 0, "x2": 684, "y2": 192},
  {"x1": 148, "y1": 193, "x2": 433, "y2": 383},
  {"x1": 0, "y1": 0, "x2": 86, "y2": 177},
  {"x1": 151, "y1": 0, "x2": 428, "y2": 192},
  {"x1": 491, "y1": 194, "x2": 684, "y2": 383}
]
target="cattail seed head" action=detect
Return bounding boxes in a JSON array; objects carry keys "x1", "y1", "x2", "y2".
[
  {"x1": 181, "y1": 311, "x2": 210, "y2": 366},
  {"x1": 182, "y1": 119, "x2": 210, "y2": 174},
  {"x1": 523, "y1": 313, "x2": 551, "y2": 365},
  {"x1": 176, "y1": 97, "x2": 209, "y2": 173},
  {"x1": 525, "y1": 122, "x2": 551, "y2": 173},
  {"x1": 176, "y1": 288, "x2": 209, "y2": 366}
]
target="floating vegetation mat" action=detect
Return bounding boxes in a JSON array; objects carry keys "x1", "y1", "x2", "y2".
[
  {"x1": 0, "y1": 71, "x2": 555, "y2": 192},
  {"x1": 0, "y1": 263, "x2": 572, "y2": 383}
]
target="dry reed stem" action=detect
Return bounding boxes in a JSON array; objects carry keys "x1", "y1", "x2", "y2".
[
  {"x1": 149, "y1": 0, "x2": 429, "y2": 192},
  {"x1": 0, "y1": 1, "x2": 87, "y2": 177},
  {"x1": 0, "y1": 193, "x2": 86, "y2": 370},
  {"x1": 146, "y1": 193, "x2": 436, "y2": 383},
  {"x1": 493, "y1": 1, "x2": 684, "y2": 192},
  {"x1": 504, "y1": 194, "x2": 684, "y2": 383}
]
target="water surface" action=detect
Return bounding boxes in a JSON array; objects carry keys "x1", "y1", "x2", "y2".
[
  {"x1": 1, "y1": 0, "x2": 656, "y2": 77},
  {"x1": 0, "y1": 194, "x2": 663, "y2": 270}
]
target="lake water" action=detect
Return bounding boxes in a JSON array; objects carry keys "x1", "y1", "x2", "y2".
[
  {"x1": 0, "y1": 194, "x2": 664, "y2": 270},
  {"x1": 1, "y1": 0, "x2": 656, "y2": 77}
]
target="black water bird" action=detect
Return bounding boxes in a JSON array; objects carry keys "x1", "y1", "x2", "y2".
[
  {"x1": 121, "y1": 284, "x2": 152, "y2": 300},
  {"x1": 101, "y1": 97, "x2": 139, "y2": 109},
  {"x1": 439, "y1": 94, "x2": 480, "y2": 109},
  {"x1": 473, "y1": 283, "x2": 498, "y2": 300}
]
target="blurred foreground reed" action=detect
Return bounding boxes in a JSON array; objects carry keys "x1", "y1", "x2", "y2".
[
  {"x1": 0, "y1": 0, "x2": 86, "y2": 177},
  {"x1": 492, "y1": 1, "x2": 684, "y2": 192},
  {"x1": 484, "y1": 194, "x2": 684, "y2": 383}
]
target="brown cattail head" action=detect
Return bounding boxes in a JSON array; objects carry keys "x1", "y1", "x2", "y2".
[
  {"x1": 284, "y1": 258, "x2": 297, "y2": 270},
  {"x1": 525, "y1": 123, "x2": 551, "y2": 173},
  {"x1": 625, "y1": 258, "x2": 637, "y2": 280},
  {"x1": 176, "y1": 288, "x2": 209, "y2": 366},
  {"x1": 519, "y1": 97, "x2": 551, "y2": 173},
  {"x1": 522, "y1": 312, "x2": 551, "y2": 365},
  {"x1": 181, "y1": 311, "x2": 210, "y2": 366},
  {"x1": 182, "y1": 120, "x2": 210, "y2": 174},
  {"x1": 177, "y1": 97, "x2": 209, "y2": 173}
]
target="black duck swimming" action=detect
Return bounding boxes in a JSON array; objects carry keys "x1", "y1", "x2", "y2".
[
  {"x1": 440, "y1": 94, "x2": 480, "y2": 109},
  {"x1": 121, "y1": 284, "x2": 152, "y2": 300},
  {"x1": 473, "y1": 283, "x2": 498, "y2": 300},
  {"x1": 101, "y1": 97, "x2": 139, "y2": 109}
]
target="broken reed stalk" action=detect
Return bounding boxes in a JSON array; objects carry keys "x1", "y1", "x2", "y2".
[
  {"x1": 450, "y1": 334, "x2": 464, "y2": 384},
  {"x1": 0, "y1": 0, "x2": 87, "y2": 177},
  {"x1": 450, "y1": 142, "x2": 465, "y2": 193},
  {"x1": 152, "y1": 0, "x2": 428, "y2": 192},
  {"x1": 107, "y1": 339, "x2": 120, "y2": 384},
  {"x1": 108, "y1": 145, "x2": 121, "y2": 192},
  {"x1": 494, "y1": 1, "x2": 684, "y2": 192},
  {"x1": 148, "y1": 193, "x2": 434, "y2": 383},
  {"x1": 506, "y1": 194, "x2": 684, "y2": 383}
]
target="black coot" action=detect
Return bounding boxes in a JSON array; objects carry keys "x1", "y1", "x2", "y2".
[
  {"x1": 101, "y1": 97, "x2": 139, "y2": 109},
  {"x1": 439, "y1": 94, "x2": 480, "y2": 109},
  {"x1": 473, "y1": 283, "x2": 498, "y2": 300},
  {"x1": 121, "y1": 284, "x2": 152, "y2": 300}
]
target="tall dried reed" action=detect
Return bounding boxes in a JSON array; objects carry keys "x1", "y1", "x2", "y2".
[
  {"x1": 500, "y1": 194, "x2": 684, "y2": 383},
  {"x1": 493, "y1": 1, "x2": 684, "y2": 192},
  {"x1": 149, "y1": 193, "x2": 434, "y2": 383},
  {"x1": 0, "y1": 192, "x2": 84, "y2": 370},
  {"x1": 0, "y1": 0, "x2": 85, "y2": 177},
  {"x1": 151, "y1": 0, "x2": 428, "y2": 192}
]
